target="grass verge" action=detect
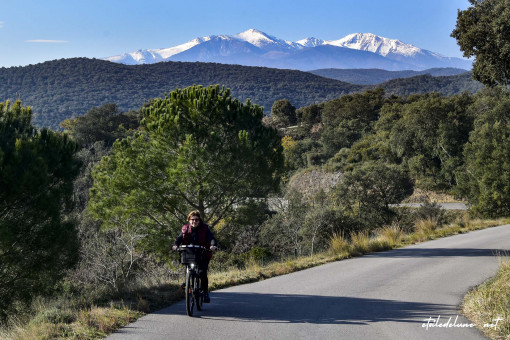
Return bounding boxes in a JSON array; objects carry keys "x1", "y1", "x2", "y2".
[
  {"x1": 462, "y1": 258, "x2": 510, "y2": 340},
  {"x1": 1, "y1": 216, "x2": 509, "y2": 339}
]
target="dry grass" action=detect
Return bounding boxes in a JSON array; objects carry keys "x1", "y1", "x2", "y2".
[
  {"x1": 462, "y1": 258, "x2": 510, "y2": 340},
  {"x1": 402, "y1": 188, "x2": 462, "y2": 203},
  {"x1": 0, "y1": 305, "x2": 143, "y2": 340},
  {"x1": 372, "y1": 225, "x2": 403, "y2": 250},
  {"x1": 329, "y1": 233, "x2": 351, "y2": 256},
  {"x1": 412, "y1": 218, "x2": 437, "y2": 240},
  {"x1": 350, "y1": 230, "x2": 371, "y2": 255}
]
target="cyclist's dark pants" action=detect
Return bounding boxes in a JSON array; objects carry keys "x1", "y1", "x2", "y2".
[{"x1": 198, "y1": 257, "x2": 210, "y2": 293}]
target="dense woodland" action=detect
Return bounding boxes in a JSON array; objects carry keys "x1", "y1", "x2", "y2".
[
  {"x1": 0, "y1": 58, "x2": 482, "y2": 130},
  {"x1": 0, "y1": 58, "x2": 360, "y2": 129}
]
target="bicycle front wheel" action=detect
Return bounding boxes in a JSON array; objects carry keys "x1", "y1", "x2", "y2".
[
  {"x1": 196, "y1": 276, "x2": 203, "y2": 311},
  {"x1": 185, "y1": 269, "x2": 195, "y2": 316}
]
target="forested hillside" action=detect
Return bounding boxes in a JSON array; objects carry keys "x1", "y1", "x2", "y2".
[
  {"x1": 309, "y1": 67, "x2": 470, "y2": 85},
  {"x1": 0, "y1": 58, "x2": 483, "y2": 130},
  {"x1": 0, "y1": 58, "x2": 361, "y2": 129},
  {"x1": 376, "y1": 72, "x2": 483, "y2": 96}
]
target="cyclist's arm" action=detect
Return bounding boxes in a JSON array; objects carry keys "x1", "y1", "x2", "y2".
[
  {"x1": 174, "y1": 233, "x2": 183, "y2": 247},
  {"x1": 207, "y1": 229, "x2": 217, "y2": 247}
]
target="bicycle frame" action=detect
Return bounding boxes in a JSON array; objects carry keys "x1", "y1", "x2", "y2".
[{"x1": 178, "y1": 245, "x2": 206, "y2": 316}]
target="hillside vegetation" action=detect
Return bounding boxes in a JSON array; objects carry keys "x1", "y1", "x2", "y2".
[
  {"x1": 0, "y1": 58, "x2": 483, "y2": 130},
  {"x1": 377, "y1": 72, "x2": 483, "y2": 96},
  {"x1": 309, "y1": 67, "x2": 470, "y2": 85},
  {"x1": 0, "y1": 58, "x2": 361, "y2": 129}
]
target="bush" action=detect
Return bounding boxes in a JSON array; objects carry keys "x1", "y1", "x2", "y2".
[{"x1": 414, "y1": 201, "x2": 447, "y2": 226}]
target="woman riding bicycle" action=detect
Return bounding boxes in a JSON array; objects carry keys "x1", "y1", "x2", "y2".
[{"x1": 172, "y1": 210, "x2": 217, "y2": 303}]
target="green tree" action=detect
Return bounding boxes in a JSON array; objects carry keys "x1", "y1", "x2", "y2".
[
  {"x1": 270, "y1": 99, "x2": 297, "y2": 128},
  {"x1": 213, "y1": 200, "x2": 269, "y2": 254},
  {"x1": 62, "y1": 103, "x2": 141, "y2": 147},
  {"x1": 89, "y1": 85, "x2": 284, "y2": 257},
  {"x1": 0, "y1": 101, "x2": 80, "y2": 320},
  {"x1": 295, "y1": 104, "x2": 322, "y2": 138},
  {"x1": 333, "y1": 162, "x2": 413, "y2": 227},
  {"x1": 451, "y1": 0, "x2": 510, "y2": 86},
  {"x1": 327, "y1": 134, "x2": 398, "y2": 171},
  {"x1": 457, "y1": 87, "x2": 510, "y2": 216},
  {"x1": 320, "y1": 88, "x2": 386, "y2": 159},
  {"x1": 387, "y1": 93, "x2": 474, "y2": 190}
]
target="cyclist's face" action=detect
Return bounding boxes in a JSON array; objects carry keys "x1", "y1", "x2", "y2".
[{"x1": 189, "y1": 217, "x2": 200, "y2": 228}]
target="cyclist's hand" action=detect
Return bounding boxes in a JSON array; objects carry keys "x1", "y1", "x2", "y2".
[
  {"x1": 172, "y1": 245, "x2": 178, "y2": 251},
  {"x1": 210, "y1": 246, "x2": 217, "y2": 252}
]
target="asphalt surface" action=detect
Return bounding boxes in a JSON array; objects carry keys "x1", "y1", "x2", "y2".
[
  {"x1": 393, "y1": 202, "x2": 468, "y2": 210},
  {"x1": 108, "y1": 224, "x2": 510, "y2": 340}
]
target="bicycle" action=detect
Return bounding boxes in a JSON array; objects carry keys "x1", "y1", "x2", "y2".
[{"x1": 177, "y1": 245, "x2": 208, "y2": 316}]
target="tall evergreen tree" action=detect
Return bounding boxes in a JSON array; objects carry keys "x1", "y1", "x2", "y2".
[
  {"x1": 0, "y1": 101, "x2": 80, "y2": 320},
  {"x1": 457, "y1": 88, "x2": 510, "y2": 216},
  {"x1": 89, "y1": 85, "x2": 284, "y2": 257}
]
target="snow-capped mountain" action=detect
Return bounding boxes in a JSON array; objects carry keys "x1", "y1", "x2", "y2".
[
  {"x1": 327, "y1": 33, "x2": 421, "y2": 57},
  {"x1": 104, "y1": 29, "x2": 471, "y2": 71},
  {"x1": 235, "y1": 29, "x2": 302, "y2": 50},
  {"x1": 297, "y1": 37, "x2": 325, "y2": 48}
]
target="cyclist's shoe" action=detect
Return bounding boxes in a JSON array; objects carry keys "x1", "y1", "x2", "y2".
[{"x1": 203, "y1": 293, "x2": 210, "y2": 303}]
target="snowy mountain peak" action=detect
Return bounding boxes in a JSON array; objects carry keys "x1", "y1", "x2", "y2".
[
  {"x1": 297, "y1": 37, "x2": 325, "y2": 47},
  {"x1": 326, "y1": 33, "x2": 423, "y2": 57},
  {"x1": 236, "y1": 29, "x2": 275, "y2": 46},
  {"x1": 235, "y1": 28, "x2": 300, "y2": 49}
]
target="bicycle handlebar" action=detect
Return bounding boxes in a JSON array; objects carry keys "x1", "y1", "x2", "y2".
[{"x1": 177, "y1": 245, "x2": 209, "y2": 251}]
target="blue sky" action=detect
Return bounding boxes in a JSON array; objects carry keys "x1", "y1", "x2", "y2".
[{"x1": 0, "y1": 0, "x2": 471, "y2": 68}]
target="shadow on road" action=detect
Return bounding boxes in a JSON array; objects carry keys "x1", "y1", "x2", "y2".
[
  {"x1": 156, "y1": 292, "x2": 454, "y2": 325},
  {"x1": 365, "y1": 248, "x2": 508, "y2": 258}
]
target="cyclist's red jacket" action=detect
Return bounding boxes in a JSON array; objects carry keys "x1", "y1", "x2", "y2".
[{"x1": 174, "y1": 222, "x2": 217, "y2": 260}]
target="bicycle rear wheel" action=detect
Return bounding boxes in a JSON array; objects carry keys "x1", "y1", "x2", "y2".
[{"x1": 185, "y1": 270, "x2": 195, "y2": 316}]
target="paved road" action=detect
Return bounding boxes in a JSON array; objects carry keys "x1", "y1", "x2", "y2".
[
  {"x1": 108, "y1": 224, "x2": 510, "y2": 340},
  {"x1": 393, "y1": 202, "x2": 468, "y2": 210}
]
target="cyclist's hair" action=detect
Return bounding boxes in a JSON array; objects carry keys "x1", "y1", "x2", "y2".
[{"x1": 187, "y1": 210, "x2": 202, "y2": 222}]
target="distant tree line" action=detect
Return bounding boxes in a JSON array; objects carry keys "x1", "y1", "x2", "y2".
[{"x1": 309, "y1": 67, "x2": 471, "y2": 85}]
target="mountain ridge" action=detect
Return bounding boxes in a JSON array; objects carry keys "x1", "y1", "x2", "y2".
[{"x1": 104, "y1": 29, "x2": 472, "y2": 71}]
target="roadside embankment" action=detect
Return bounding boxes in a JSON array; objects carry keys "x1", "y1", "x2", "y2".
[{"x1": 462, "y1": 258, "x2": 510, "y2": 340}]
